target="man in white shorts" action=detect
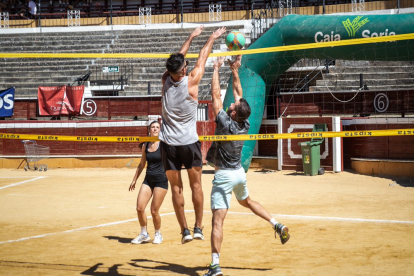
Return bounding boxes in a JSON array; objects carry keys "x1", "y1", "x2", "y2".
[{"x1": 204, "y1": 55, "x2": 290, "y2": 276}]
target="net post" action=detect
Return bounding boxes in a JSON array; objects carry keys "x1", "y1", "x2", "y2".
[
  {"x1": 277, "y1": 117, "x2": 283, "y2": 171},
  {"x1": 323, "y1": 0, "x2": 325, "y2": 14},
  {"x1": 38, "y1": 1, "x2": 41, "y2": 29},
  {"x1": 332, "y1": 116, "x2": 342, "y2": 172}
]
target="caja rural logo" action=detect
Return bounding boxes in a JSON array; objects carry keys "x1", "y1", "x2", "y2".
[{"x1": 314, "y1": 16, "x2": 396, "y2": 43}]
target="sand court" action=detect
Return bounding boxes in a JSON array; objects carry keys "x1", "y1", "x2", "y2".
[{"x1": 0, "y1": 168, "x2": 413, "y2": 275}]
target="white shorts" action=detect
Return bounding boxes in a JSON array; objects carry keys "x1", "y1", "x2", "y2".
[{"x1": 211, "y1": 167, "x2": 249, "y2": 209}]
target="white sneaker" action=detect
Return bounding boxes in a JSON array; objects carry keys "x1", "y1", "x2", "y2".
[
  {"x1": 152, "y1": 232, "x2": 163, "y2": 244},
  {"x1": 131, "y1": 233, "x2": 150, "y2": 244}
]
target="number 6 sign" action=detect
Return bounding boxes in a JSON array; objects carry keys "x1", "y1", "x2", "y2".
[
  {"x1": 81, "y1": 99, "x2": 97, "y2": 116},
  {"x1": 373, "y1": 93, "x2": 389, "y2": 113}
]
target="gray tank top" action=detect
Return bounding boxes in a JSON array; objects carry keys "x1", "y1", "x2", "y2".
[
  {"x1": 159, "y1": 76, "x2": 199, "y2": 146},
  {"x1": 206, "y1": 109, "x2": 250, "y2": 169}
]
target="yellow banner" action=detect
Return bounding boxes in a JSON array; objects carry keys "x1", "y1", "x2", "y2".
[
  {"x1": 1, "y1": 129, "x2": 413, "y2": 143},
  {"x1": 1, "y1": 33, "x2": 413, "y2": 59}
]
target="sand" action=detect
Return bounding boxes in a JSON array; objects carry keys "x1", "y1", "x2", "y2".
[{"x1": 0, "y1": 167, "x2": 413, "y2": 275}]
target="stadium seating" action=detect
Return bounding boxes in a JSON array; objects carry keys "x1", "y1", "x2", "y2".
[
  {"x1": 310, "y1": 60, "x2": 414, "y2": 92},
  {"x1": 0, "y1": 25, "x2": 247, "y2": 99}
]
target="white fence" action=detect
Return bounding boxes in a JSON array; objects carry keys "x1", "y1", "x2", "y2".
[
  {"x1": 209, "y1": 4, "x2": 221, "y2": 21},
  {"x1": 0, "y1": 12, "x2": 9, "y2": 29},
  {"x1": 67, "y1": 10, "x2": 81, "y2": 27},
  {"x1": 352, "y1": 0, "x2": 366, "y2": 12},
  {"x1": 139, "y1": 7, "x2": 151, "y2": 24}
]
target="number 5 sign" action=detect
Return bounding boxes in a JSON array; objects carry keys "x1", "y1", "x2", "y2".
[{"x1": 81, "y1": 99, "x2": 97, "y2": 116}]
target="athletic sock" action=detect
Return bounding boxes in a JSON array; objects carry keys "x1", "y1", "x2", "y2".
[
  {"x1": 140, "y1": 226, "x2": 148, "y2": 235},
  {"x1": 155, "y1": 229, "x2": 160, "y2": 235},
  {"x1": 212, "y1": 253, "x2": 220, "y2": 265},
  {"x1": 269, "y1": 218, "x2": 278, "y2": 228}
]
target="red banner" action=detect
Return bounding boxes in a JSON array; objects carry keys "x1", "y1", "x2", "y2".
[{"x1": 38, "y1": 86, "x2": 84, "y2": 116}]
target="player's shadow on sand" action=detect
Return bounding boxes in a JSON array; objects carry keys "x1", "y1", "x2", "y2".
[
  {"x1": 103, "y1": 236, "x2": 134, "y2": 244},
  {"x1": 81, "y1": 263, "x2": 134, "y2": 276},
  {"x1": 202, "y1": 169, "x2": 215, "y2": 174},
  {"x1": 129, "y1": 258, "x2": 271, "y2": 275}
]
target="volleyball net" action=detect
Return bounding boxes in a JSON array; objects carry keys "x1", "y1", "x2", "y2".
[{"x1": 1, "y1": 15, "x2": 414, "y2": 169}]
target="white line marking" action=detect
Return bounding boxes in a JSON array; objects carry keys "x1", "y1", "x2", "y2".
[
  {"x1": 0, "y1": 177, "x2": 37, "y2": 178},
  {"x1": 227, "y1": 211, "x2": 414, "y2": 225},
  {"x1": 0, "y1": 177, "x2": 46, "y2": 190},
  {"x1": 1, "y1": 210, "x2": 413, "y2": 245},
  {"x1": 0, "y1": 212, "x2": 176, "y2": 245}
]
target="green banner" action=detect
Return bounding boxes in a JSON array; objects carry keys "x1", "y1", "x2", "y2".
[{"x1": 222, "y1": 14, "x2": 414, "y2": 171}]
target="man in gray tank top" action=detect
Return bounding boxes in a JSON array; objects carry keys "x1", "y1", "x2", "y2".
[
  {"x1": 204, "y1": 55, "x2": 290, "y2": 276},
  {"x1": 159, "y1": 26, "x2": 226, "y2": 244}
]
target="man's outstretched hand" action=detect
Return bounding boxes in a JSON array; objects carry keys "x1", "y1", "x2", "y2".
[
  {"x1": 191, "y1": 25, "x2": 204, "y2": 38},
  {"x1": 211, "y1": 27, "x2": 226, "y2": 39},
  {"x1": 213, "y1": 56, "x2": 225, "y2": 70},
  {"x1": 227, "y1": 55, "x2": 242, "y2": 71}
]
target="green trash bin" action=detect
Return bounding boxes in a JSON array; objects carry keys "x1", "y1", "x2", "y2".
[{"x1": 298, "y1": 123, "x2": 327, "y2": 176}]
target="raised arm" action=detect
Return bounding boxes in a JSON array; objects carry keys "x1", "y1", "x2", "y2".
[
  {"x1": 211, "y1": 56, "x2": 225, "y2": 120},
  {"x1": 189, "y1": 27, "x2": 226, "y2": 86},
  {"x1": 161, "y1": 70, "x2": 169, "y2": 96},
  {"x1": 179, "y1": 25, "x2": 204, "y2": 56},
  {"x1": 228, "y1": 55, "x2": 243, "y2": 103}
]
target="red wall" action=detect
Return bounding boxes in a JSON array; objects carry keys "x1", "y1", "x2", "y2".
[
  {"x1": 258, "y1": 125, "x2": 278, "y2": 156},
  {"x1": 0, "y1": 121, "x2": 216, "y2": 161},
  {"x1": 12, "y1": 97, "x2": 163, "y2": 120},
  {"x1": 1, "y1": 98, "x2": 217, "y2": 162},
  {"x1": 342, "y1": 122, "x2": 414, "y2": 168},
  {"x1": 3, "y1": 97, "x2": 413, "y2": 170}
]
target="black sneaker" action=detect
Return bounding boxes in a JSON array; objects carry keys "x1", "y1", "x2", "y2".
[
  {"x1": 203, "y1": 263, "x2": 223, "y2": 276},
  {"x1": 181, "y1": 228, "x2": 193, "y2": 244},
  {"x1": 274, "y1": 223, "x2": 290, "y2": 244},
  {"x1": 193, "y1": 227, "x2": 204, "y2": 240}
]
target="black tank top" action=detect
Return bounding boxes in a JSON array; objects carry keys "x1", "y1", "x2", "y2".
[{"x1": 145, "y1": 142, "x2": 165, "y2": 175}]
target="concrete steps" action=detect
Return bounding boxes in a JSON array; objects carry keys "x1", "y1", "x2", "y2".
[
  {"x1": 329, "y1": 66, "x2": 414, "y2": 74},
  {"x1": 310, "y1": 84, "x2": 414, "y2": 92},
  {"x1": 0, "y1": 43, "x2": 223, "y2": 53},
  {"x1": 309, "y1": 61, "x2": 414, "y2": 92},
  {"x1": 315, "y1": 78, "x2": 414, "y2": 87},
  {"x1": 0, "y1": 25, "x2": 246, "y2": 98},
  {"x1": 320, "y1": 72, "x2": 414, "y2": 80}
]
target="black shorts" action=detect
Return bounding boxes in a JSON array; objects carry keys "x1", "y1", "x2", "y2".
[
  {"x1": 161, "y1": 141, "x2": 203, "y2": 171},
  {"x1": 143, "y1": 173, "x2": 169, "y2": 190}
]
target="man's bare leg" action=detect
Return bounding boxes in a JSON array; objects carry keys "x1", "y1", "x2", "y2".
[
  {"x1": 187, "y1": 167, "x2": 203, "y2": 229},
  {"x1": 237, "y1": 196, "x2": 272, "y2": 221},
  {"x1": 211, "y1": 208, "x2": 227, "y2": 254},
  {"x1": 166, "y1": 170, "x2": 188, "y2": 232},
  {"x1": 205, "y1": 208, "x2": 227, "y2": 275},
  {"x1": 238, "y1": 196, "x2": 290, "y2": 244}
]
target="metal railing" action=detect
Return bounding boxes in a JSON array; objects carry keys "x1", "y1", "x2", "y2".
[
  {"x1": 72, "y1": 65, "x2": 134, "y2": 97},
  {"x1": 251, "y1": 1, "x2": 280, "y2": 42},
  {"x1": 0, "y1": 0, "x2": 412, "y2": 29}
]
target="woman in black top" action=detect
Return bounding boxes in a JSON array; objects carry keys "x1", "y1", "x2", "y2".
[{"x1": 129, "y1": 121, "x2": 168, "y2": 244}]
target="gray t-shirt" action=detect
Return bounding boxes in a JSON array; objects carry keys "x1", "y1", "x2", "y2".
[
  {"x1": 206, "y1": 109, "x2": 250, "y2": 169},
  {"x1": 159, "y1": 76, "x2": 199, "y2": 146}
]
